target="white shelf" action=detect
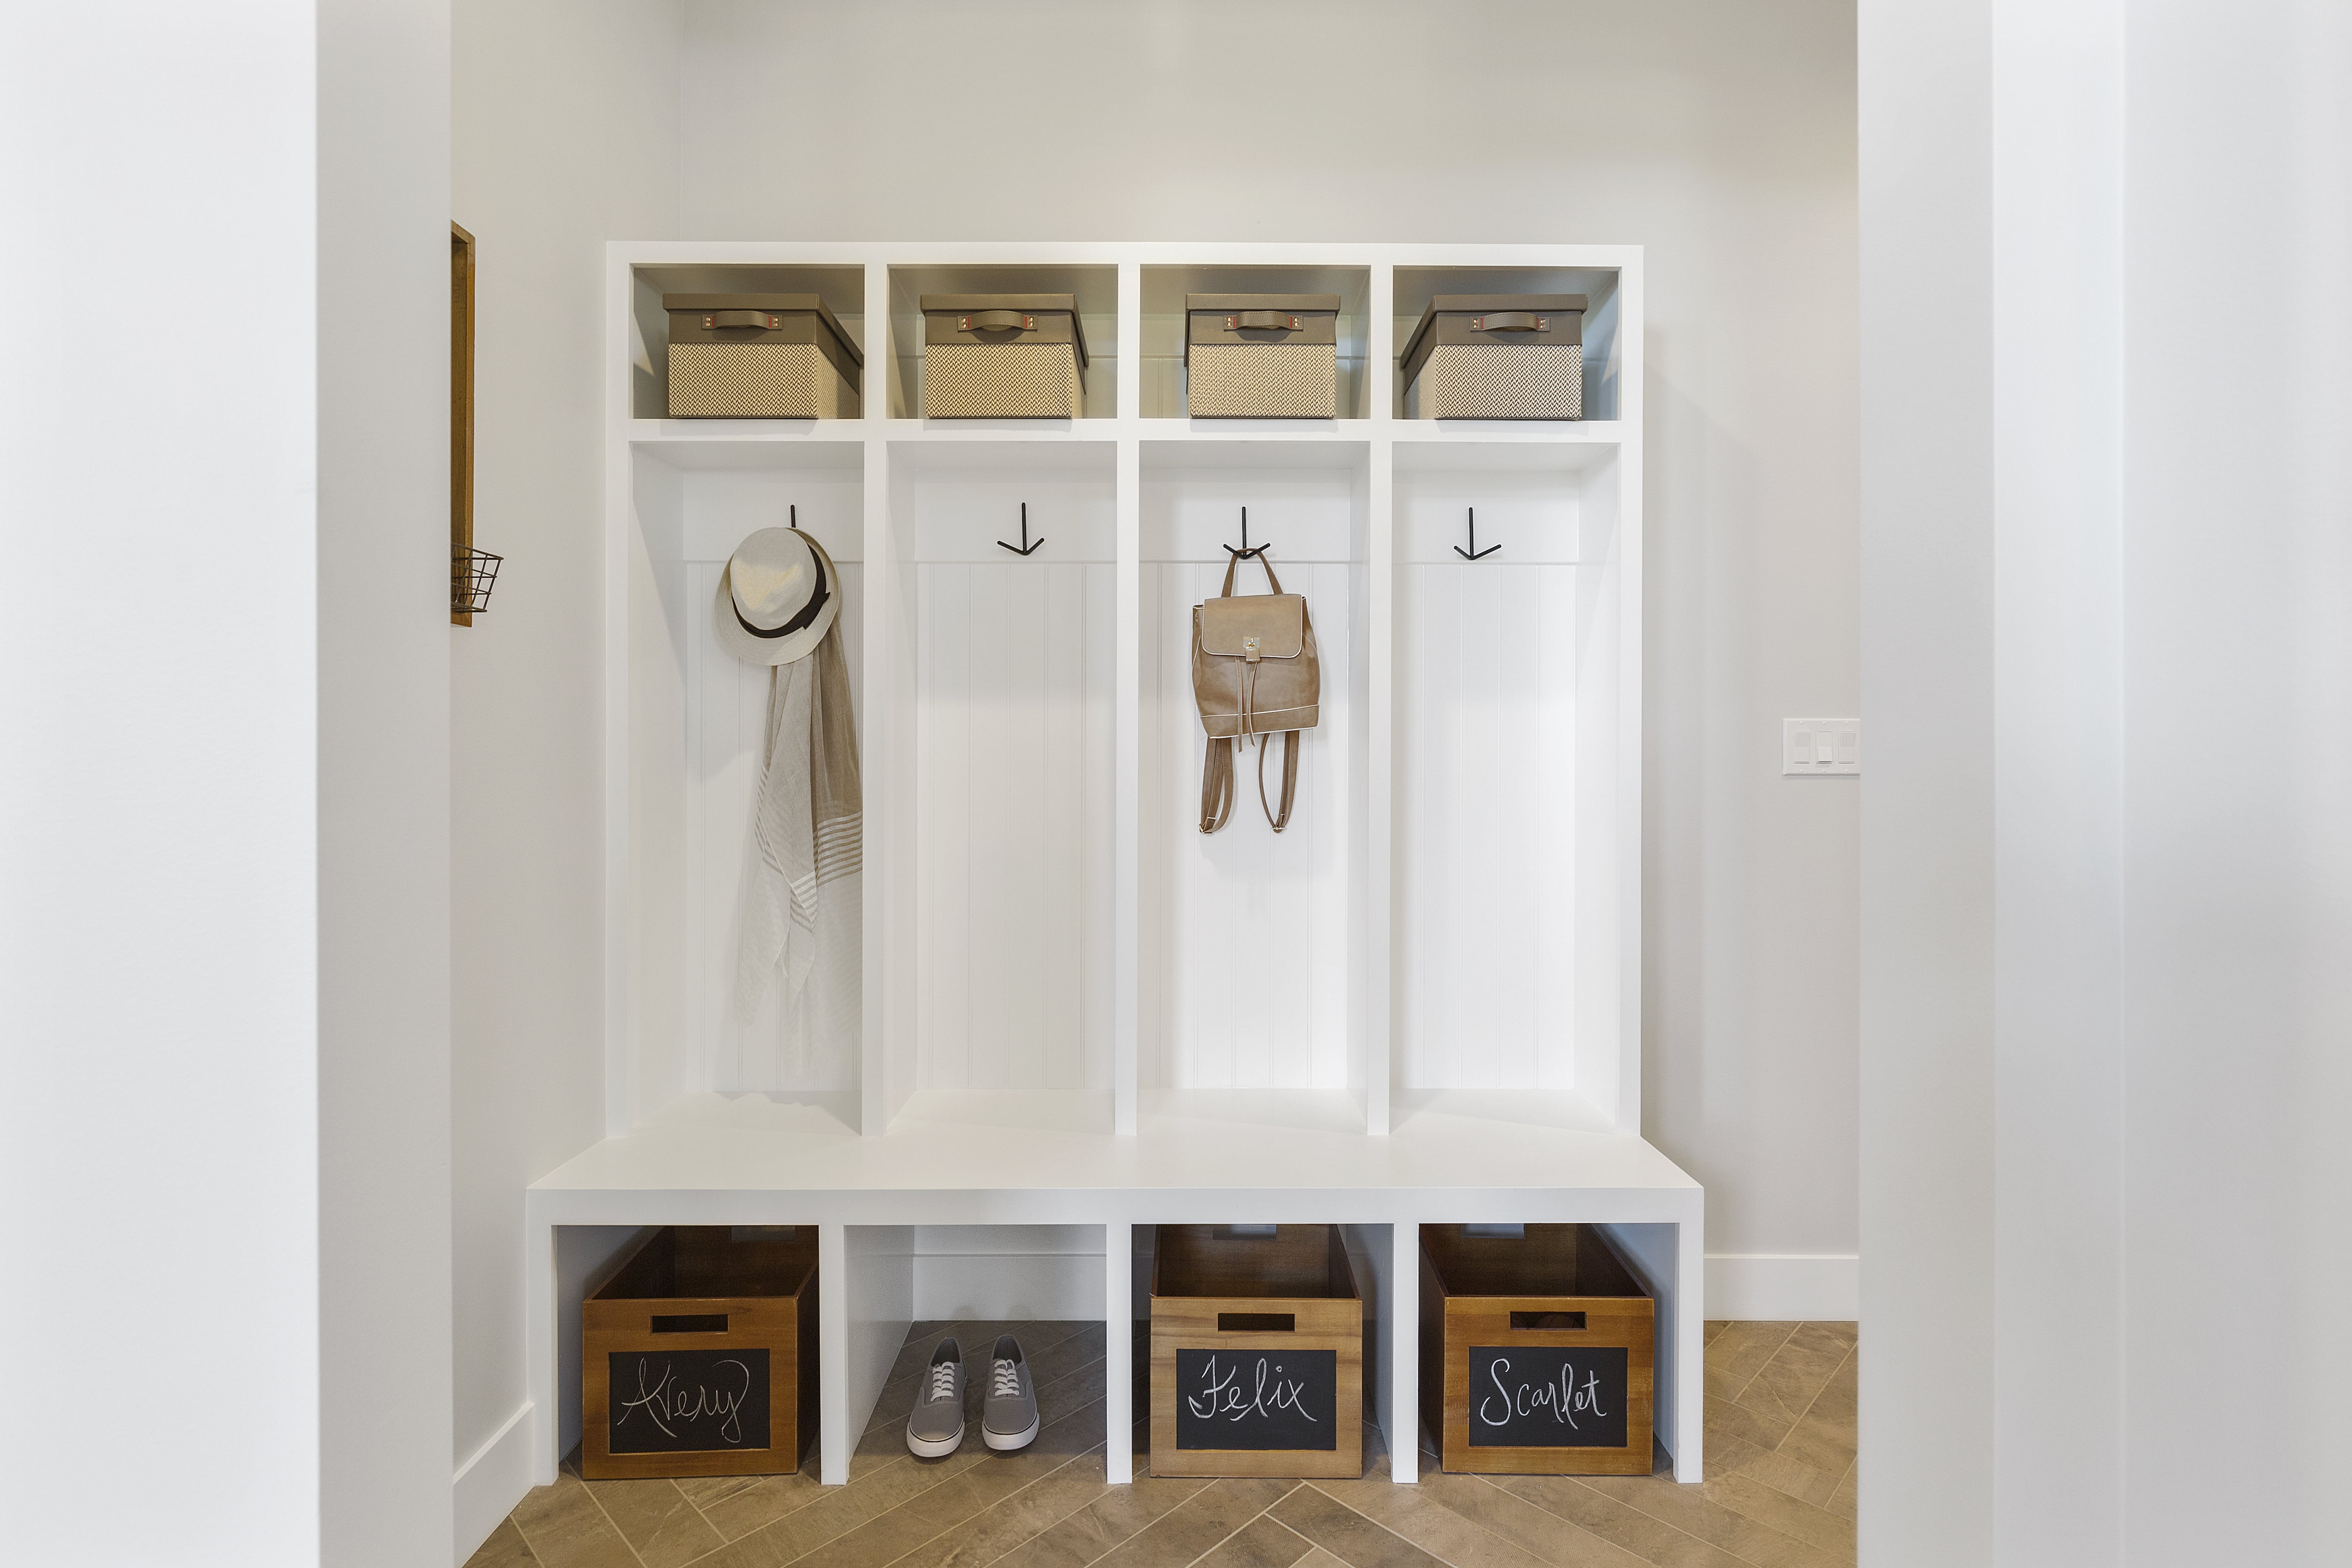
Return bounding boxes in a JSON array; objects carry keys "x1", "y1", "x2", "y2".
[{"x1": 575, "y1": 241, "x2": 1690, "y2": 1494}]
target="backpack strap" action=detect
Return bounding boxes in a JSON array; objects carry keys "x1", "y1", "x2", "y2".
[
  {"x1": 1218, "y1": 551, "x2": 1286, "y2": 598},
  {"x1": 1257, "y1": 729, "x2": 1300, "y2": 832},
  {"x1": 1199, "y1": 735, "x2": 1236, "y2": 833}
]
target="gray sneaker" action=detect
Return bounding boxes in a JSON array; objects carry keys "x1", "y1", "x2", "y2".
[
  {"x1": 906, "y1": 1337, "x2": 965, "y2": 1457},
  {"x1": 982, "y1": 1335, "x2": 1039, "y2": 1451}
]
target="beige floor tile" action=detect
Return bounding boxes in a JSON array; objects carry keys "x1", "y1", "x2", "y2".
[
  {"x1": 1701, "y1": 1322, "x2": 1730, "y2": 1348},
  {"x1": 1826, "y1": 1463, "x2": 1857, "y2": 1523},
  {"x1": 1269, "y1": 1485, "x2": 1448, "y2": 1568},
  {"x1": 1774, "y1": 1353, "x2": 1857, "y2": 1481},
  {"x1": 1725, "y1": 1447, "x2": 1844, "y2": 1511},
  {"x1": 464, "y1": 1517, "x2": 540, "y2": 1568},
  {"x1": 1704, "y1": 1394, "x2": 1795, "y2": 1453},
  {"x1": 690, "y1": 1465, "x2": 833, "y2": 1541},
  {"x1": 1700, "y1": 1324, "x2": 1796, "y2": 1404},
  {"x1": 1465, "y1": 1472, "x2": 1749, "y2": 1568},
  {"x1": 1798, "y1": 1323, "x2": 1858, "y2": 1355},
  {"x1": 1697, "y1": 1474, "x2": 1855, "y2": 1560},
  {"x1": 1310, "y1": 1473, "x2": 1624, "y2": 1568},
  {"x1": 509, "y1": 1473, "x2": 641, "y2": 1568},
  {"x1": 989, "y1": 1475, "x2": 1210, "y2": 1568},
  {"x1": 1092, "y1": 1478, "x2": 1297, "y2": 1568},
  {"x1": 583, "y1": 1475, "x2": 727, "y2": 1568},
  {"x1": 1734, "y1": 1327, "x2": 1852, "y2": 1427},
  {"x1": 1194, "y1": 1515, "x2": 1319, "y2": 1568},
  {"x1": 883, "y1": 1456, "x2": 1110, "y2": 1568},
  {"x1": 1294, "y1": 1552, "x2": 1348, "y2": 1568},
  {"x1": 1567, "y1": 1474, "x2": 1848, "y2": 1568}
]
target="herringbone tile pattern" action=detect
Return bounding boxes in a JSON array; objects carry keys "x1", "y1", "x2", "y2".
[{"x1": 471, "y1": 1320, "x2": 1857, "y2": 1568}]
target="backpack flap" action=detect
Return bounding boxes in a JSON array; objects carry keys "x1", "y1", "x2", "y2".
[{"x1": 1199, "y1": 594, "x2": 1305, "y2": 660}]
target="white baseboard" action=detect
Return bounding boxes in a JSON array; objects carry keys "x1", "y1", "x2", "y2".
[
  {"x1": 453, "y1": 1399, "x2": 535, "y2": 1567},
  {"x1": 1704, "y1": 1254, "x2": 1860, "y2": 1321},
  {"x1": 913, "y1": 1253, "x2": 1104, "y2": 1320}
]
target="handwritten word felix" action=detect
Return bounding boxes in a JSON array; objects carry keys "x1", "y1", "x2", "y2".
[{"x1": 1186, "y1": 1353, "x2": 1320, "y2": 1424}]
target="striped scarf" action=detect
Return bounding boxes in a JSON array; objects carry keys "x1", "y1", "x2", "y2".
[{"x1": 736, "y1": 620, "x2": 862, "y2": 1023}]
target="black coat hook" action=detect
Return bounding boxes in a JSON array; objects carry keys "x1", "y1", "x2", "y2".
[
  {"x1": 997, "y1": 501, "x2": 1044, "y2": 556},
  {"x1": 1224, "y1": 506, "x2": 1270, "y2": 561},
  {"x1": 1454, "y1": 507, "x2": 1500, "y2": 561}
]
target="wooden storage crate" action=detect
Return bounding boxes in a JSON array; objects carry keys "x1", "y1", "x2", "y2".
[
  {"x1": 1149, "y1": 1225, "x2": 1364, "y2": 1478},
  {"x1": 1419, "y1": 1224, "x2": 1654, "y2": 1474},
  {"x1": 583, "y1": 1226, "x2": 818, "y2": 1480}
]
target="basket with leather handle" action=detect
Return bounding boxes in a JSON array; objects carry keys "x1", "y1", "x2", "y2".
[{"x1": 1192, "y1": 552, "x2": 1319, "y2": 832}]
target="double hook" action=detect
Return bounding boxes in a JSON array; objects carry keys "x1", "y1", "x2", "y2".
[
  {"x1": 997, "y1": 502, "x2": 1044, "y2": 557},
  {"x1": 1225, "y1": 506, "x2": 1270, "y2": 561}
]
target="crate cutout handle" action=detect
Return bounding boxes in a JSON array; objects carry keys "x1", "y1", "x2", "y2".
[
  {"x1": 1227, "y1": 310, "x2": 1301, "y2": 331},
  {"x1": 1462, "y1": 1223, "x2": 1524, "y2": 1239},
  {"x1": 652, "y1": 1313, "x2": 730, "y2": 1334},
  {"x1": 1217, "y1": 1312, "x2": 1298, "y2": 1333},
  {"x1": 1508, "y1": 1310, "x2": 1587, "y2": 1331},
  {"x1": 960, "y1": 310, "x2": 1035, "y2": 332},
  {"x1": 703, "y1": 310, "x2": 780, "y2": 330},
  {"x1": 1470, "y1": 311, "x2": 1547, "y2": 332}
]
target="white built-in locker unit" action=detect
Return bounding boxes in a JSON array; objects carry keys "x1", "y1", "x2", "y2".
[{"x1": 527, "y1": 243, "x2": 1703, "y2": 1491}]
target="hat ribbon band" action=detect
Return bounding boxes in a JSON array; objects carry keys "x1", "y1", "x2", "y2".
[{"x1": 734, "y1": 563, "x2": 830, "y2": 640}]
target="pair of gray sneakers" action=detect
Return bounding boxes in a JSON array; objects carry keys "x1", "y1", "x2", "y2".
[{"x1": 905, "y1": 1334, "x2": 1038, "y2": 1457}]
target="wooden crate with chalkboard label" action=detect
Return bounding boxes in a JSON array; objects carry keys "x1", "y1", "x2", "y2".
[
  {"x1": 583, "y1": 1226, "x2": 818, "y2": 1480},
  {"x1": 1148, "y1": 1225, "x2": 1365, "y2": 1478},
  {"x1": 1420, "y1": 1223, "x2": 1654, "y2": 1475}
]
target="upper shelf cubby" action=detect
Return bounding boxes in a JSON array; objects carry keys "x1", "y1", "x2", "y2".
[
  {"x1": 628, "y1": 263, "x2": 868, "y2": 422},
  {"x1": 1392, "y1": 265, "x2": 1623, "y2": 422},
  {"x1": 1141, "y1": 264, "x2": 1373, "y2": 422},
  {"x1": 886, "y1": 264, "x2": 1120, "y2": 422}
]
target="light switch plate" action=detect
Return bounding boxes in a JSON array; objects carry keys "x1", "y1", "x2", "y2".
[{"x1": 1784, "y1": 717, "x2": 1860, "y2": 775}]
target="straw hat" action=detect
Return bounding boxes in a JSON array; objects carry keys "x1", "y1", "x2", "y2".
[{"x1": 715, "y1": 526, "x2": 841, "y2": 665}]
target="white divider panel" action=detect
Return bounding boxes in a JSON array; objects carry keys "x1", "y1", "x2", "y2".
[
  {"x1": 1395, "y1": 562, "x2": 1578, "y2": 1090},
  {"x1": 1138, "y1": 557, "x2": 1357, "y2": 1091},
  {"x1": 914, "y1": 562, "x2": 1115, "y2": 1092},
  {"x1": 684, "y1": 559, "x2": 866, "y2": 1091}
]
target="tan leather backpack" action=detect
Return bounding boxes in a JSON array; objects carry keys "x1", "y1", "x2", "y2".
[{"x1": 1192, "y1": 551, "x2": 1319, "y2": 832}]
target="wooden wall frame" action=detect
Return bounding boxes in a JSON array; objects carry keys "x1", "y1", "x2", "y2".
[{"x1": 451, "y1": 222, "x2": 477, "y2": 625}]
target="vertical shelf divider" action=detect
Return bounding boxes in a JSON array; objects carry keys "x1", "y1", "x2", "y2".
[
  {"x1": 1114, "y1": 262, "x2": 1143, "y2": 1136},
  {"x1": 859, "y1": 260, "x2": 894, "y2": 1137},
  {"x1": 1102, "y1": 1220, "x2": 1134, "y2": 1482},
  {"x1": 1364, "y1": 265, "x2": 1397, "y2": 1136}
]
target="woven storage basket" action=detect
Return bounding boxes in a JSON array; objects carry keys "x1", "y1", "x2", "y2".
[
  {"x1": 1185, "y1": 294, "x2": 1341, "y2": 418},
  {"x1": 920, "y1": 294, "x2": 1087, "y2": 417},
  {"x1": 663, "y1": 294, "x2": 861, "y2": 419},
  {"x1": 1401, "y1": 294, "x2": 1586, "y2": 420}
]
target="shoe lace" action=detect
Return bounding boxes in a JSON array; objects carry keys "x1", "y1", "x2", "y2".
[
  {"x1": 928, "y1": 1360, "x2": 958, "y2": 1401},
  {"x1": 991, "y1": 1358, "x2": 1021, "y2": 1399}
]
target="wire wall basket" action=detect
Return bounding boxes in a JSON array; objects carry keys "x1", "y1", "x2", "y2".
[{"x1": 453, "y1": 546, "x2": 502, "y2": 617}]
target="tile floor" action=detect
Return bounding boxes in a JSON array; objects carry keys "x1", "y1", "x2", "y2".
[{"x1": 470, "y1": 1318, "x2": 1857, "y2": 1568}]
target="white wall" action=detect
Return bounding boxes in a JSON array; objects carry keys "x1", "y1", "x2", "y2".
[
  {"x1": 449, "y1": 0, "x2": 681, "y2": 1553},
  {"x1": 0, "y1": 6, "x2": 324, "y2": 1562},
  {"x1": 319, "y1": 0, "x2": 458, "y2": 1560},
  {"x1": 677, "y1": 0, "x2": 1864, "y2": 1312},
  {"x1": 1861, "y1": 0, "x2": 2352, "y2": 1561},
  {"x1": 2, "y1": 2, "x2": 455, "y2": 1564}
]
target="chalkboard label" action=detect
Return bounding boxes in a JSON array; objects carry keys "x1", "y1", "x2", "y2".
[
  {"x1": 1174, "y1": 1348, "x2": 1337, "y2": 1451},
  {"x1": 1468, "y1": 1346, "x2": 1628, "y2": 1449},
  {"x1": 608, "y1": 1349, "x2": 770, "y2": 1454}
]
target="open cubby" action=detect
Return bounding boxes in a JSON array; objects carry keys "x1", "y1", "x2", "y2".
[
  {"x1": 1141, "y1": 263, "x2": 1373, "y2": 421},
  {"x1": 559, "y1": 244, "x2": 1698, "y2": 1496},
  {"x1": 882, "y1": 442, "x2": 1119, "y2": 1133},
  {"x1": 629, "y1": 263, "x2": 869, "y2": 422},
  {"x1": 885, "y1": 264, "x2": 1120, "y2": 420},
  {"x1": 1391, "y1": 265, "x2": 1623, "y2": 422},
  {"x1": 1138, "y1": 440, "x2": 1373, "y2": 1131},
  {"x1": 1391, "y1": 441, "x2": 1632, "y2": 1131}
]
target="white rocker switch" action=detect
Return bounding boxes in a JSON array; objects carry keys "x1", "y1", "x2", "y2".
[{"x1": 1785, "y1": 717, "x2": 1860, "y2": 775}]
